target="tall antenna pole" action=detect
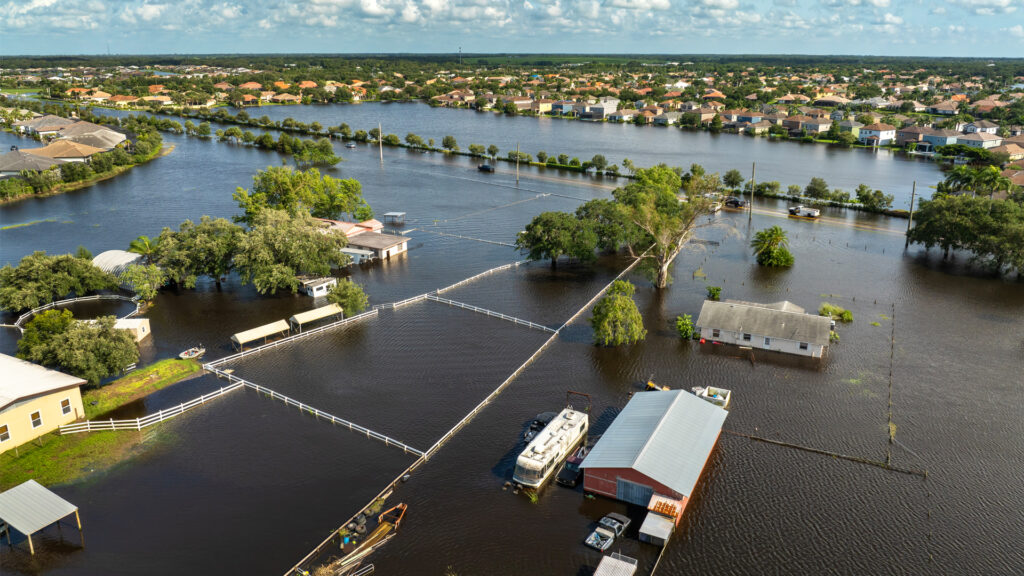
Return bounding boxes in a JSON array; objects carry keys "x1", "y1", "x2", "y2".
[
  {"x1": 378, "y1": 122, "x2": 383, "y2": 164},
  {"x1": 459, "y1": 47, "x2": 462, "y2": 67},
  {"x1": 904, "y1": 181, "x2": 916, "y2": 250},
  {"x1": 748, "y1": 161, "x2": 755, "y2": 225},
  {"x1": 515, "y1": 142, "x2": 520, "y2": 185}
]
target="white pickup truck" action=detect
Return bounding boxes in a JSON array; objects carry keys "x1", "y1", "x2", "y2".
[{"x1": 788, "y1": 205, "x2": 821, "y2": 218}]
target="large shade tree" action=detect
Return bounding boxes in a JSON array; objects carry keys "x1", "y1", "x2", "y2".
[
  {"x1": 515, "y1": 211, "x2": 598, "y2": 268},
  {"x1": 233, "y1": 166, "x2": 371, "y2": 225},
  {"x1": 0, "y1": 252, "x2": 118, "y2": 312}
]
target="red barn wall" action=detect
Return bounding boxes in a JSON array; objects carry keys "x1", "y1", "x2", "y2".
[{"x1": 583, "y1": 467, "x2": 684, "y2": 502}]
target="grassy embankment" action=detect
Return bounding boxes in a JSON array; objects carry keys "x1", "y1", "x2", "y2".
[
  {"x1": 0, "y1": 144, "x2": 174, "y2": 205},
  {"x1": 0, "y1": 358, "x2": 200, "y2": 489}
]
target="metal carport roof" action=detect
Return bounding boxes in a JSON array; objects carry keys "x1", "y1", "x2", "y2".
[{"x1": 0, "y1": 480, "x2": 78, "y2": 536}]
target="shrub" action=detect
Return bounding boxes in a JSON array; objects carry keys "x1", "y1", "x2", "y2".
[
  {"x1": 675, "y1": 314, "x2": 695, "y2": 339},
  {"x1": 819, "y1": 303, "x2": 853, "y2": 323},
  {"x1": 707, "y1": 286, "x2": 722, "y2": 301}
]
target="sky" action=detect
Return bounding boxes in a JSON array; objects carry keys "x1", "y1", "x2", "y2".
[{"x1": 2, "y1": 0, "x2": 1023, "y2": 57}]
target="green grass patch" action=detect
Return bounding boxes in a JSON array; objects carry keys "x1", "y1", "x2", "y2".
[
  {"x1": 0, "y1": 88, "x2": 39, "y2": 94},
  {"x1": 0, "y1": 429, "x2": 148, "y2": 490},
  {"x1": 0, "y1": 218, "x2": 56, "y2": 230},
  {"x1": 820, "y1": 303, "x2": 853, "y2": 323},
  {"x1": 83, "y1": 358, "x2": 201, "y2": 419}
]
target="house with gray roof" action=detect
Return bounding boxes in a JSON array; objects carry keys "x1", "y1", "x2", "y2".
[
  {"x1": 0, "y1": 150, "x2": 67, "y2": 178},
  {"x1": 695, "y1": 299, "x2": 832, "y2": 358}
]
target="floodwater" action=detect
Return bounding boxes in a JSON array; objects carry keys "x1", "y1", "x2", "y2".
[{"x1": 1, "y1": 105, "x2": 1022, "y2": 576}]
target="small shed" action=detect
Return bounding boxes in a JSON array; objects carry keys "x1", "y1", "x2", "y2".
[
  {"x1": 638, "y1": 512, "x2": 674, "y2": 547},
  {"x1": 289, "y1": 304, "x2": 343, "y2": 332},
  {"x1": 113, "y1": 318, "x2": 151, "y2": 342},
  {"x1": 382, "y1": 211, "x2": 406, "y2": 225},
  {"x1": 0, "y1": 479, "x2": 81, "y2": 555},
  {"x1": 300, "y1": 277, "x2": 337, "y2": 298},
  {"x1": 593, "y1": 552, "x2": 638, "y2": 576},
  {"x1": 230, "y1": 320, "x2": 290, "y2": 351},
  {"x1": 341, "y1": 247, "x2": 375, "y2": 265}
]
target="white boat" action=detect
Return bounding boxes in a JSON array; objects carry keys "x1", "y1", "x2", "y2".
[
  {"x1": 179, "y1": 345, "x2": 205, "y2": 360},
  {"x1": 692, "y1": 386, "x2": 731, "y2": 410},
  {"x1": 512, "y1": 407, "x2": 588, "y2": 488}
]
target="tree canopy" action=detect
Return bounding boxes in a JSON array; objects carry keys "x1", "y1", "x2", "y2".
[
  {"x1": 153, "y1": 216, "x2": 244, "y2": 288},
  {"x1": 907, "y1": 195, "x2": 1024, "y2": 274},
  {"x1": 18, "y1": 311, "x2": 139, "y2": 385},
  {"x1": 515, "y1": 211, "x2": 598, "y2": 268},
  {"x1": 327, "y1": 278, "x2": 369, "y2": 316},
  {"x1": 0, "y1": 251, "x2": 119, "y2": 312},
  {"x1": 590, "y1": 280, "x2": 646, "y2": 346},
  {"x1": 233, "y1": 166, "x2": 370, "y2": 225},
  {"x1": 234, "y1": 209, "x2": 351, "y2": 294},
  {"x1": 751, "y1": 225, "x2": 795, "y2": 267}
]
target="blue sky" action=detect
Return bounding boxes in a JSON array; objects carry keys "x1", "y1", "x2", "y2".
[{"x1": 2, "y1": 0, "x2": 1023, "y2": 57}]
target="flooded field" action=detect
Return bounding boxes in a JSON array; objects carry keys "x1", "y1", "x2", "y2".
[{"x1": 0, "y1": 106, "x2": 1021, "y2": 575}]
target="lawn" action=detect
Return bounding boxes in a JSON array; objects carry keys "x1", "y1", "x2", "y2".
[
  {"x1": 83, "y1": 358, "x2": 201, "y2": 419},
  {"x1": 0, "y1": 87, "x2": 39, "y2": 94},
  {"x1": 0, "y1": 430, "x2": 149, "y2": 490}
]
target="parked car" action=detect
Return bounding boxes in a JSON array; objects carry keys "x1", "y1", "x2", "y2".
[
  {"x1": 556, "y1": 445, "x2": 588, "y2": 488},
  {"x1": 524, "y1": 412, "x2": 557, "y2": 442},
  {"x1": 724, "y1": 196, "x2": 747, "y2": 208},
  {"x1": 584, "y1": 513, "x2": 631, "y2": 551},
  {"x1": 478, "y1": 164, "x2": 494, "y2": 173},
  {"x1": 788, "y1": 205, "x2": 820, "y2": 218}
]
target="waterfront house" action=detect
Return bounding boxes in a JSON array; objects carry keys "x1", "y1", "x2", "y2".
[
  {"x1": 896, "y1": 126, "x2": 929, "y2": 146},
  {"x1": 838, "y1": 120, "x2": 863, "y2": 137},
  {"x1": 744, "y1": 120, "x2": 773, "y2": 135},
  {"x1": 12, "y1": 114, "x2": 75, "y2": 136},
  {"x1": 803, "y1": 118, "x2": 832, "y2": 134},
  {"x1": 550, "y1": 100, "x2": 575, "y2": 115},
  {"x1": 737, "y1": 111, "x2": 763, "y2": 123},
  {"x1": 141, "y1": 95, "x2": 172, "y2": 106},
  {"x1": 502, "y1": 96, "x2": 533, "y2": 111},
  {"x1": 991, "y1": 144, "x2": 1024, "y2": 161},
  {"x1": 776, "y1": 93, "x2": 811, "y2": 104},
  {"x1": 829, "y1": 110, "x2": 846, "y2": 122},
  {"x1": 920, "y1": 129, "x2": 960, "y2": 150},
  {"x1": 653, "y1": 112, "x2": 682, "y2": 126},
  {"x1": 858, "y1": 123, "x2": 897, "y2": 146},
  {"x1": 238, "y1": 81, "x2": 262, "y2": 90},
  {"x1": 607, "y1": 109, "x2": 639, "y2": 122},
  {"x1": 0, "y1": 353, "x2": 86, "y2": 455},
  {"x1": 0, "y1": 150, "x2": 67, "y2": 178},
  {"x1": 346, "y1": 232, "x2": 408, "y2": 260},
  {"x1": 762, "y1": 112, "x2": 787, "y2": 125},
  {"x1": 928, "y1": 100, "x2": 958, "y2": 115},
  {"x1": 782, "y1": 114, "x2": 813, "y2": 133},
  {"x1": 957, "y1": 132, "x2": 1002, "y2": 149},
  {"x1": 271, "y1": 93, "x2": 301, "y2": 103},
  {"x1": 580, "y1": 389, "x2": 726, "y2": 513},
  {"x1": 695, "y1": 299, "x2": 832, "y2": 358},
  {"x1": 23, "y1": 140, "x2": 105, "y2": 163},
  {"x1": 108, "y1": 94, "x2": 139, "y2": 107},
  {"x1": 530, "y1": 99, "x2": 554, "y2": 114},
  {"x1": 584, "y1": 97, "x2": 619, "y2": 120},
  {"x1": 964, "y1": 120, "x2": 999, "y2": 135}
]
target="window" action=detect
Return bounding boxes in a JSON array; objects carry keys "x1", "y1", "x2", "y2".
[
  {"x1": 743, "y1": 333, "x2": 752, "y2": 341},
  {"x1": 30, "y1": 411, "x2": 43, "y2": 429},
  {"x1": 764, "y1": 337, "x2": 772, "y2": 347},
  {"x1": 712, "y1": 329, "x2": 720, "y2": 338},
  {"x1": 61, "y1": 398, "x2": 72, "y2": 415},
  {"x1": 0, "y1": 424, "x2": 8, "y2": 443},
  {"x1": 799, "y1": 342, "x2": 809, "y2": 351}
]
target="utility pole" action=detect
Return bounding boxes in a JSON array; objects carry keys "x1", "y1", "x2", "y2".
[
  {"x1": 904, "y1": 181, "x2": 916, "y2": 250},
  {"x1": 378, "y1": 122, "x2": 383, "y2": 164},
  {"x1": 748, "y1": 161, "x2": 755, "y2": 225},
  {"x1": 459, "y1": 47, "x2": 462, "y2": 67},
  {"x1": 515, "y1": 142, "x2": 520, "y2": 185}
]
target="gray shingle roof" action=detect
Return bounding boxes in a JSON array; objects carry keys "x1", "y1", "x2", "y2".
[
  {"x1": 0, "y1": 150, "x2": 67, "y2": 172},
  {"x1": 580, "y1": 390, "x2": 727, "y2": 498},
  {"x1": 696, "y1": 299, "x2": 831, "y2": 345}
]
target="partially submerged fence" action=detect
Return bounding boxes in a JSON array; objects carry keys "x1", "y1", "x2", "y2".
[
  {"x1": 425, "y1": 294, "x2": 557, "y2": 334},
  {"x1": 59, "y1": 380, "x2": 244, "y2": 434},
  {"x1": 12, "y1": 294, "x2": 140, "y2": 331}
]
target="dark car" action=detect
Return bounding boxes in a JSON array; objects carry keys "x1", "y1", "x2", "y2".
[
  {"x1": 478, "y1": 164, "x2": 495, "y2": 173},
  {"x1": 724, "y1": 196, "x2": 747, "y2": 208},
  {"x1": 556, "y1": 446, "x2": 588, "y2": 488},
  {"x1": 524, "y1": 411, "x2": 557, "y2": 442}
]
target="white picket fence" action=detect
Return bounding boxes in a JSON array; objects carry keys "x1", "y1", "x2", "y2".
[
  {"x1": 14, "y1": 294, "x2": 140, "y2": 330},
  {"x1": 59, "y1": 380, "x2": 245, "y2": 434},
  {"x1": 436, "y1": 260, "x2": 528, "y2": 294},
  {"x1": 425, "y1": 294, "x2": 556, "y2": 334}
]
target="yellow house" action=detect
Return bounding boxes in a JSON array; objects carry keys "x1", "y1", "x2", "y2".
[{"x1": 0, "y1": 354, "x2": 86, "y2": 454}]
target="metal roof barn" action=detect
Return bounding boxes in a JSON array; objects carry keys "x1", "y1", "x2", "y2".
[
  {"x1": 580, "y1": 389, "x2": 727, "y2": 503},
  {"x1": 0, "y1": 480, "x2": 82, "y2": 555}
]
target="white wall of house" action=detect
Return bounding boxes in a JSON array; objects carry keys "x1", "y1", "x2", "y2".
[{"x1": 698, "y1": 327, "x2": 825, "y2": 358}]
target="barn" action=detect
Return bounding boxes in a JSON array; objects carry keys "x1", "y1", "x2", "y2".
[{"x1": 580, "y1": 389, "x2": 727, "y2": 511}]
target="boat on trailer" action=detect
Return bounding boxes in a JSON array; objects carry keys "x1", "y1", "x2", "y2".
[{"x1": 512, "y1": 407, "x2": 588, "y2": 489}]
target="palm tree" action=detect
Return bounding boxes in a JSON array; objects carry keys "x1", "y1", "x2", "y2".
[
  {"x1": 944, "y1": 165, "x2": 978, "y2": 196},
  {"x1": 974, "y1": 165, "x2": 1012, "y2": 200},
  {"x1": 751, "y1": 225, "x2": 793, "y2": 267},
  {"x1": 128, "y1": 235, "x2": 160, "y2": 263}
]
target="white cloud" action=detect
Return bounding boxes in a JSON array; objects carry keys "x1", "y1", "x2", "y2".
[
  {"x1": 605, "y1": 0, "x2": 671, "y2": 9},
  {"x1": 950, "y1": 0, "x2": 1018, "y2": 15},
  {"x1": 1004, "y1": 24, "x2": 1024, "y2": 37}
]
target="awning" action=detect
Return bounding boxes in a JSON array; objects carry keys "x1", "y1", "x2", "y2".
[
  {"x1": 230, "y1": 320, "x2": 290, "y2": 347},
  {"x1": 289, "y1": 304, "x2": 343, "y2": 327},
  {"x1": 0, "y1": 480, "x2": 78, "y2": 536}
]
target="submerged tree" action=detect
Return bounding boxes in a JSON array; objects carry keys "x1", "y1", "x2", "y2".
[
  {"x1": 233, "y1": 166, "x2": 370, "y2": 225},
  {"x1": 0, "y1": 252, "x2": 118, "y2": 312},
  {"x1": 19, "y1": 312, "x2": 138, "y2": 385},
  {"x1": 119, "y1": 264, "x2": 166, "y2": 301},
  {"x1": 515, "y1": 211, "x2": 598, "y2": 268},
  {"x1": 590, "y1": 280, "x2": 646, "y2": 346},
  {"x1": 327, "y1": 278, "x2": 369, "y2": 316},
  {"x1": 751, "y1": 225, "x2": 794, "y2": 267}
]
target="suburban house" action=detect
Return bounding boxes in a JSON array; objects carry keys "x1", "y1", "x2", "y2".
[
  {"x1": 1, "y1": 353, "x2": 86, "y2": 454},
  {"x1": 653, "y1": 112, "x2": 682, "y2": 126},
  {"x1": 57, "y1": 121, "x2": 127, "y2": 150},
  {"x1": 108, "y1": 95, "x2": 139, "y2": 107},
  {"x1": 581, "y1": 97, "x2": 619, "y2": 120},
  {"x1": 921, "y1": 128, "x2": 960, "y2": 149},
  {"x1": 957, "y1": 132, "x2": 1002, "y2": 149},
  {"x1": 695, "y1": 299, "x2": 832, "y2": 358},
  {"x1": 896, "y1": 126, "x2": 929, "y2": 146},
  {"x1": 607, "y1": 109, "x2": 638, "y2": 122},
  {"x1": 530, "y1": 99, "x2": 554, "y2": 114},
  {"x1": 991, "y1": 143, "x2": 1024, "y2": 161},
  {"x1": 964, "y1": 120, "x2": 999, "y2": 134},
  {"x1": 23, "y1": 140, "x2": 105, "y2": 163},
  {"x1": 743, "y1": 120, "x2": 773, "y2": 135},
  {"x1": 928, "y1": 100, "x2": 958, "y2": 115},
  {"x1": 858, "y1": 123, "x2": 898, "y2": 146},
  {"x1": 838, "y1": 120, "x2": 864, "y2": 137},
  {"x1": 12, "y1": 114, "x2": 75, "y2": 136},
  {"x1": 238, "y1": 81, "x2": 263, "y2": 90},
  {"x1": 782, "y1": 114, "x2": 813, "y2": 132},
  {"x1": 0, "y1": 150, "x2": 67, "y2": 178},
  {"x1": 580, "y1": 389, "x2": 727, "y2": 544},
  {"x1": 803, "y1": 118, "x2": 832, "y2": 134}
]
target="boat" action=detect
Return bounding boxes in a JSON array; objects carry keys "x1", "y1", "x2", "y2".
[
  {"x1": 477, "y1": 163, "x2": 494, "y2": 173},
  {"x1": 345, "y1": 142, "x2": 357, "y2": 148},
  {"x1": 512, "y1": 407, "x2": 588, "y2": 489},
  {"x1": 788, "y1": 205, "x2": 820, "y2": 218},
  {"x1": 692, "y1": 386, "x2": 732, "y2": 409},
  {"x1": 179, "y1": 345, "x2": 205, "y2": 360}
]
